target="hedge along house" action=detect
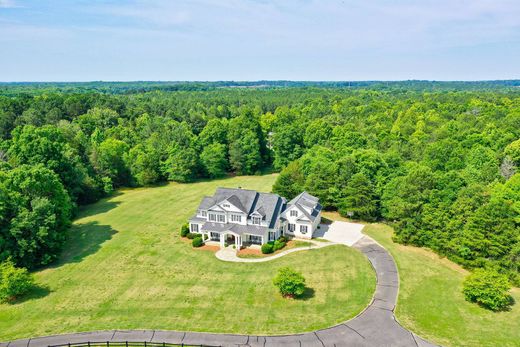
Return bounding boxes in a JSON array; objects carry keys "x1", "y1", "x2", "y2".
[{"x1": 189, "y1": 188, "x2": 322, "y2": 249}]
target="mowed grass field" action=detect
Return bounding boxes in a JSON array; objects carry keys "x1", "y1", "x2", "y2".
[
  {"x1": 364, "y1": 224, "x2": 520, "y2": 347},
  {"x1": 0, "y1": 174, "x2": 376, "y2": 341}
]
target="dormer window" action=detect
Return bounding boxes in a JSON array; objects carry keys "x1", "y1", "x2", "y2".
[
  {"x1": 290, "y1": 210, "x2": 298, "y2": 217},
  {"x1": 201, "y1": 210, "x2": 207, "y2": 217},
  {"x1": 252, "y1": 217, "x2": 261, "y2": 225}
]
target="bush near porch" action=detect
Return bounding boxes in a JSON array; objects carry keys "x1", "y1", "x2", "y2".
[
  {"x1": 239, "y1": 240, "x2": 312, "y2": 259},
  {"x1": 261, "y1": 237, "x2": 287, "y2": 254}
]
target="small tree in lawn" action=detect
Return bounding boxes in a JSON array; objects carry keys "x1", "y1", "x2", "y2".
[
  {"x1": 462, "y1": 268, "x2": 513, "y2": 311},
  {"x1": 273, "y1": 267, "x2": 306, "y2": 298},
  {"x1": 0, "y1": 260, "x2": 35, "y2": 303}
]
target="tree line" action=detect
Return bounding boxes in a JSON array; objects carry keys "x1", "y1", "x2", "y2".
[{"x1": 0, "y1": 86, "x2": 518, "y2": 288}]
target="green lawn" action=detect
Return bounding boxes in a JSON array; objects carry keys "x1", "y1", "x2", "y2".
[
  {"x1": 364, "y1": 224, "x2": 520, "y2": 347},
  {"x1": 0, "y1": 174, "x2": 375, "y2": 341}
]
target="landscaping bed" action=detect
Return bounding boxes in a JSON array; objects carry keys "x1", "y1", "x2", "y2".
[{"x1": 237, "y1": 240, "x2": 313, "y2": 258}]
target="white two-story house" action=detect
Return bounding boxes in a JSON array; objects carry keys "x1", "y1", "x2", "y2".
[{"x1": 188, "y1": 188, "x2": 322, "y2": 249}]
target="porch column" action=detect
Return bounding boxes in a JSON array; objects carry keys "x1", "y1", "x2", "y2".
[
  {"x1": 235, "y1": 235, "x2": 241, "y2": 250},
  {"x1": 219, "y1": 233, "x2": 225, "y2": 248}
]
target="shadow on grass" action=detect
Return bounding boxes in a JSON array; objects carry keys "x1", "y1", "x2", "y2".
[
  {"x1": 49, "y1": 221, "x2": 118, "y2": 269},
  {"x1": 8, "y1": 284, "x2": 51, "y2": 305},
  {"x1": 299, "y1": 287, "x2": 315, "y2": 301},
  {"x1": 505, "y1": 295, "x2": 516, "y2": 311},
  {"x1": 496, "y1": 295, "x2": 516, "y2": 312},
  {"x1": 76, "y1": 193, "x2": 122, "y2": 219},
  {"x1": 321, "y1": 217, "x2": 333, "y2": 225}
]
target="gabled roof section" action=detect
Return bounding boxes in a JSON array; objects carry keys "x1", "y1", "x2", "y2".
[
  {"x1": 203, "y1": 187, "x2": 284, "y2": 228},
  {"x1": 251, "y1": 192, "x2": 281, "y2": 226},
  {"x1": 225, "y1": 195, "x2": 247, "y2": 213},
  {"x1": 214, "y1": 188, "x2": 258, "y2": 213},
  {"x1": 197, "y1": 196, "x2": 215, "y2": 210},
  {"x1": 252, "y1": 206, "x2": 266, "y2": 217},
  {"x1": 288, "y1": 191, "x2": 319, "y2": 207},
  {"x1": 287, "y1": 191, "x2": 321, "y2": 222}
]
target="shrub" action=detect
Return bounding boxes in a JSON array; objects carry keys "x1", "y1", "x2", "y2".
[
  {"x1": 278, "y1": 236, "x2": 287, "y2": 243},
  {"x1": 463, "y1": 268, "x2": 512, "y2": 311},
  {"x1": 273, "y1": 267, "x2": 306, "y2": 298},
  {"x1": 192, "y1": 237, "x2": 204, "y2": 248},
  {"x1": 186, "y1": 232, "x2": 199, "y2": 239},
  {"x1": 180, "y1": 224, "x2": 190, "y2": 237},
  {"x1": 0, "y1": 260, "x2": 35, "y2": 303},
  {"x1": 273, "y1": 239, "x2": 286, "y2": 251},
  {"x1": 261, "y1": 243, "x2": 274, "y2": 254}
]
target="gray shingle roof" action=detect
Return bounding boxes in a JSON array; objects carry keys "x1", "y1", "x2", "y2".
[
  {"x1": 198, "y1": 187, "x2": 284, "y2": 229},
  {"x1": 288, "y1": 191, "x2": 321, "y2": 222},
  {"x1": 198, "y1": 196, "x2": 216, "y2": 210},
  {"x1": 289, "y1": 191, "x2": 319, "y2": 205},
  {"x1": 226, "y1": 195, "x2": 247, "y2": 213},
  {"x1": 214, "y1": 188, "x2": 258, "y2": 213},
  {"x1": 189, "y1": 216, "x2": 206, "y2": 223}
]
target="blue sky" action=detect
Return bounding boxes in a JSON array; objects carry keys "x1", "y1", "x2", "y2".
[{"x1": 0, "y1": 0, "x2": 519, "y2": 81}]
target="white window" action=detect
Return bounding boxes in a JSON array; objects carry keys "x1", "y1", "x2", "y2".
[
  {"x1": 217, "y1": 214, "x2": 225, "y2": 223},
  {"x1": 288, "y1": 223, "x2": 295, "y2": 232},
  {"x1": 268, "y1": 231, "x2": 276, "y2": 241},
  {"x1": 300, "y1": 225, "x2": 308, "y2": 234},
  {"x1": 201, "y1": 210, "x2": 207, "y2": 217},
  {"x1": 209, "y1": 213, "x2": 216, "y2": 222},
  {"x1": 191, "y1": 224, "x2": 199, "y2": 232},
  {"x1": 210, "y1": 232, "x2": 220, "y2": 241},
  {"x1": 290, "y1": 210, "x2": 298, "y2": 217},
  {"x1": 252, "y1": 217, "x2": 261, "y2": 225},
  {"x1": 231, "y1": 214, "x2": 242, "y2": 222}
]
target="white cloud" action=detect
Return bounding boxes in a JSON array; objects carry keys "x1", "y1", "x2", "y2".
[
  {"x1": 0, "y1": 0, "x2": 19, "y2": 8},
  {"x1": 82, "y1": 0, "x2": 520, "y2": 52},
  {"x1": 0, "y1": 22, "x2": 71, "y2": 41},
  {"x1": 1, "y1": 0, "x2": 519, "y2": 80}
]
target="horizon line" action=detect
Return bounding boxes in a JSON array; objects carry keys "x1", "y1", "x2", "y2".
[{"x1": 1, "y1": 79, "x2": 520, "y2": 84}]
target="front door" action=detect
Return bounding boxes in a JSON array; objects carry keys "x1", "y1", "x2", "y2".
[{"x1": 226, "y1": 234, "x2": 235, "y2": 244}]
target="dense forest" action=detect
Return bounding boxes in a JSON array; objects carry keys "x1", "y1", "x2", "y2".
[{"x1": 0, "y1": 82, "x2": 518, "y2": 287}]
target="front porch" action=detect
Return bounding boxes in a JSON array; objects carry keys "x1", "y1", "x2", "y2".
[{"x1": 202, "y1": 230, "x2": 265, "y2": 250}]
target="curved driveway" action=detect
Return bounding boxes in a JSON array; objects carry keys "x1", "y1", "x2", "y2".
[{"x1": 2, "y1": 231, "x2": 437, "y2": 347}]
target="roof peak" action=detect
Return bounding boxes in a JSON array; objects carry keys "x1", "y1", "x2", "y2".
[{"x1": 288, "y1": 191, "x2": 319, "y2": 205}]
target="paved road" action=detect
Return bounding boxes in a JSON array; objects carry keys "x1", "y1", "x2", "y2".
[{"x1": 2, "y1": 233, "x2": 438, "y2": 347}]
